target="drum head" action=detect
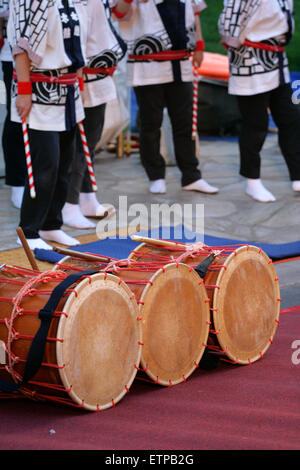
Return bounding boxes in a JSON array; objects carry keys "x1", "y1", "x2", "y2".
[
  {"x1": 139, "y1": 263, "x2": 210, "y2": 386},
  {"x1": 56, "y1": 273, "x2": 142, "y2": 411},
  {"x1": 213, "y1": 246, "x2": 280, "y2": 364}
]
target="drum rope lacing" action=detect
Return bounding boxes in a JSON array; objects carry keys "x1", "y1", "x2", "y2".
[
  {"x1": 0, "y1": 266, "x2": 124, "y2": 410},
  {"x1": 0, "y1": 267, "x2": 67, "y2": 384},
  {"x1": 130, "y1": 243, "x2": 281, "y2": 365},
  {"x1": 52, "y1": 243, "x2": 281, "y2": 384}
]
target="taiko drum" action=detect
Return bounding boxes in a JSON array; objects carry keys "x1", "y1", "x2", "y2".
[
  {"x1": 129, "y1": 241, "x2": 281, "y2": 365},
  {"x1": 0, "y1": 265, "x2": 142, "y2": 410},
  {"x1": 53, "y1": 256, "x2": 211, "y2": 386}
]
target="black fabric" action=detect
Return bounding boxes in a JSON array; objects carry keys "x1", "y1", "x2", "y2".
[
  {"x1": 59, "y1": 0, "x2": 85, "y2": 71},
  {"x1": 134, "y1": 81, "x2": 201, "y2": 186},
  {"x1": 0, "y1": 270, "x2": 96, "y2": 393},
  {"x1": 19, "y1": 126, "x2": 77, "y2": 238},
  {"x1": 237, "y1": 84, "x2": 300, "y2": 180},
  {"x1": 156, "y1": 0, "x2": 187, "y2": 83},
  {"x1": 1, "y1": 61, "x2": 27, "y2": 187},
  {"x1": 197, "y1": 81, "x2": 242, "y2": 137},
  {"x1": 67, "y1": 104, "x2": 106, "y2": 204},
  {"x1": 156, "y1": 0, "x2": 187, "y2": 51}
]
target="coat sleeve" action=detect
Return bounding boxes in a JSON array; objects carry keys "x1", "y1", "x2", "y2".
[
  {"x1": 7, "y1": 0, "x2": 50, "y2": 65},
  {"x1": 218, "y1": 0, "x2": 260, "y2": 48}
]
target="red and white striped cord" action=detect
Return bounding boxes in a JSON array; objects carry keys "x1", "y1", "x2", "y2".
[
  {"x1": 22, "y1": 119, "x2": 36, "y2": 199},
  {"x1": 192, "y1": 66, "x2": 199, "y2": 140},
  {"x1": 78, "y1": 121, "x2": 98, "y2": 192}
]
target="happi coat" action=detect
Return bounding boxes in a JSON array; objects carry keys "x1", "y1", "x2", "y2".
[
  {"x1": 218, "y1": 0, "x2": 294, "y2": 95},
  {"x1": 119, "y1": 0, "x2": 207, "y2": 87},
  {"x1": 7, "y1": 0, "x2": 88, "y2": 131}
]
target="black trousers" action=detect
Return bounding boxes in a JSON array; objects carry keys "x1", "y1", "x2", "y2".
[
  {"x1": 237, "y1": 84, "x2": 300, "y2": 180},
  {"x1": 67, "y1": 104, "x2": 106, "y2": 204},
  {"x1": 20, "y1": 127, "x2": 77, "y2": 239},
  {"x1": 1, "y1": 61, "x2": 27, "y2": 187},
  {"x1": 134, "y1": 82, "x2": 201, "y2": 187}
]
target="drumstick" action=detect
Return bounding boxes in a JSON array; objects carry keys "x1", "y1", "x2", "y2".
[
  {"x1": 53, "y1": 246, "x2": 112, "y2": 263},
  {"x1": 16, "y1": 227, "x2": 40, "y2": 271},
  {"x1": 131, "y1": 235, "x2": 188, "y2": 249},
  {"x1": 192, "y1": 65, "x2": 199, "y2": 140},
  {"x1": 78, "y1": 121, "x2": 98, "y2": 192},
  {"x1": 22, "y1": 118, "x2": 36, "y2": 198}
]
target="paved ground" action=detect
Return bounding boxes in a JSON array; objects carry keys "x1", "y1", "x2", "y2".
[{"x1": 0, "y1": 133, "x2": 299, "y2": 308}]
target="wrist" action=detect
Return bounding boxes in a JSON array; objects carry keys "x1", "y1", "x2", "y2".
[
  {"x1": 112, "y1": 6, "x2": 126, "y2": 18},
  {"x1": 17, "y1": 81, "x2": 32, "y2": 95},
  {"x1": 195, "y1": 39, "x2": 205, "y2": 51}
]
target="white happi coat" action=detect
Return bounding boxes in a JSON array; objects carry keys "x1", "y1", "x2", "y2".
[
  {"x1": 7, "y1": 0, "x2": 88, "y2": 131},
  {"x1": 119, "y1": 0, "x2": 207, "y2": 87},
  {"x1": 218, "y1": 0, "x2": 294, "y2": 95},
  {"x1": 83, "y1": 0, "x2": 126, "y2": 108}
]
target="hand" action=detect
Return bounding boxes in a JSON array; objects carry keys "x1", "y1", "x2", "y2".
[
  {"x1": 81, "y1": 90, "x2": 85, "y2": 107},
  {"x1": 192, "y1": 50, "x2": 204, "y2": 68},
  {"x1": 16, "y1": 94, "x2": 32, "y2": 121}
]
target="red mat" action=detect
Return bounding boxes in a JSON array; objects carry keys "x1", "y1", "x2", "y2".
[{"x1": 0, "y1": 308, "x2": 299, "y2": 451}]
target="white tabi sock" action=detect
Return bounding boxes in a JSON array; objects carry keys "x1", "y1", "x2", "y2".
[
  {"x1": 17, "y1": 237, "x2": 53, "y2": 251},
  {"x1": 11, "y1": 186, "x2": 24, "y2": 209},
  {"x1": 182, "y1": 179, "x2": 219, "y2": 194},
  {"x1": 62, "y1": 203, "x2": 96, "y2": 229},
  {"x1": 39, "y1": 230, "x2": 80, "y2": 246},
  {"x1": 292, "y1": 181, "x2": 300, "y2": 192},
  {"x1": 79, "y1": 192, "x2": 115, "y2": 218},
  {"x1": 245, "y1": 178, "x2": 276, "y2": 202},
  {"x1": 149, "y1": 179, "x2": 166, "y2": 194}
]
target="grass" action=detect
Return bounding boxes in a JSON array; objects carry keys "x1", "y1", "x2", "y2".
[{"x1": 200, "y1": 0, "x2": 300, "y2": 71}]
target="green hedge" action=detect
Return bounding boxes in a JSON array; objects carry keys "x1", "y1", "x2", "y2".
[{"x1": 200, "y1": 1, "x2": 300, "y2": 71}]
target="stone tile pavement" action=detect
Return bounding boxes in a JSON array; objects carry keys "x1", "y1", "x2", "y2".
[{"x1": 0, "y1": 132, "x2": 299, "y2": 308}]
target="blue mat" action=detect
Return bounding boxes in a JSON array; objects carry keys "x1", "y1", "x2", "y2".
[{"x1": 34, "y1": 226, "x2": 300, "y2": 264}]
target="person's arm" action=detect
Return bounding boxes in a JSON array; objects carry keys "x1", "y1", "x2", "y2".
[{"x1": 14, "y1": 51, "x2": 32, "y2": 121}]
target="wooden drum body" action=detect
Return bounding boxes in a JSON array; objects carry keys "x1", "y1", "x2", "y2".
[
  {"x1": 129, "y1": 242, "x2": 281, "y2": 365},
  {"x1": 0, "y1": 266, "x2": 142, "y2": 410},
  {"x1": 54, "y1": 256, "x2": 211, "y2": 386}
]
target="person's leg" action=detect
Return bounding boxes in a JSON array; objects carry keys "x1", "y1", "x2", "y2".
[
  {"x1": 165, "y1": 81, "x2": 218, "y2": 193},
  {"x1": 78, "y1": 104, "x2": 115, "y2": 217},
  {"x1": 237, "y1": 92, "x2": 275, "y2": 202},
  {"x1": 2, "y1": 61, "x2": 26, "y2": 207},
  {"x1": 19, "y1": 129, "x2": 60, "y2": 249},
  {"x1": 39, "y1": 126, "x2": 80, "y2": 246},
  {"x1": 63, "y1": 106, "x2": 102, "y2": 227},
  {"x1": 269, "y1": 84, "x2": 300, "y2": 191},
  {"x1": 134, "y1": 84, "x2": 166, "y2": 192}
]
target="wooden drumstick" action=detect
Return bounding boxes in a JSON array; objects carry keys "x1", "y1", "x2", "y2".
[
  {"x1": 131, "y1": 235, "x2": 188, "y2": 249},
  {"x1": 53, "y1": 246, "x2": 112, "y2": 263},
  {"x1": 16, "y1": 227, "x2": 40, "y2": 272}
]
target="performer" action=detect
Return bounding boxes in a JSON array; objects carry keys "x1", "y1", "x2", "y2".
[
  {"x1": 62, "y1": 0, "x2": 128, "y2": 229},
  {"x1": 118, "y1": 0, "x2": 219, "y2": 194},
  {"x1": 0, "y1": 1, "x2": 26, "y2": 209},
  {"x1": 219, "y1": 0, "x2": 300, "y2": 202},
  {"x1": 7, "y1": 0, "x2": 88, "y2": 250}
]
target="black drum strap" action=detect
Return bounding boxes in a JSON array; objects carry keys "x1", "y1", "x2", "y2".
[
  {"x1": 0, "y1": 270, "x2": 97, "y2": 393},
  {"x1": 194, "y1": 253, "x2": 217, "y2": 279}
]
